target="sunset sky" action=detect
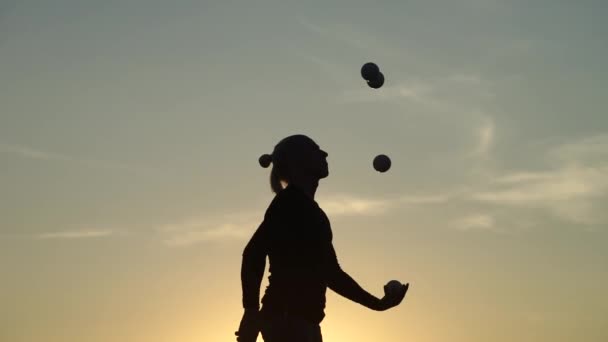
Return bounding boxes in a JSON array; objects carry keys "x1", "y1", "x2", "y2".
[{"x1": 1, "y1": 0, "x2": 607, "y2": 341}]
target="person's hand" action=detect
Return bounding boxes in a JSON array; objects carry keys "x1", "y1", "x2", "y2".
[
  {"x1": 378, "y1": 282, "x2": 409, "y2": 311},
  {"x1": 235, "y1": 309, "x2": 260, "y2": 342}
]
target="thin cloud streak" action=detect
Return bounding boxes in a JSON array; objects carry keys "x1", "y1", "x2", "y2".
[
  {"x1": 158, "y1": 211, "x2": 262, "y2": 247},
  {"x1": 36, "y1": 229, "x2": 114, "y2": 239},
  {"x1": 338, "y1": 81, "x2": 434, "y2": 105},
  {"x1": 163, "y1": 223, "x2": 254, "y2": 247},
  {"x1": 337, "y1": 73, "x2": 494, "y2": 117},
  {"x1": 548, "y1": 133, "x2": 608, "y2": 164},
  {"x1": 319, "y1": 191, "x2": 451, "y2": 217},
  {"x1": 319, "y1": 194, "x2": 392, "y2": 217},
  {"x1": 297, "y1": 17, "x2": 400, "y2": 57},
  {"x1": 452, "y1": 214, "x2": 499, "y2": 232},
  {"x1": 161, "y1": 191, "x2": 453, "y2": 246},
  {"x1": 398, "y1": 194, "x2": 451, "y2": 204},
  {"x1": 0, "y1": 142, "x2": 146, "y2": 172}
]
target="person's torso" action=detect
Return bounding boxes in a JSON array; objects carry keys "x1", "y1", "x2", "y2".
[{"x1": 260, "y1": 185, "x2": 333, "y2": 323}]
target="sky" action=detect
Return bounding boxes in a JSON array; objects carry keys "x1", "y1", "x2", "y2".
[{"x1": 1, "y1": 0, "x2": 607, "y2": 341}]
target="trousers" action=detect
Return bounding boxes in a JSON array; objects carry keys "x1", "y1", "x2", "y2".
[{"x1": 260, "y1": 313, "x2": 323, "y2": 342}]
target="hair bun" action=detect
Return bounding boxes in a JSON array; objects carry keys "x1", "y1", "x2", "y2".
[{"x1": 259, "y1": 154, "x2": 272, "y2": 168}]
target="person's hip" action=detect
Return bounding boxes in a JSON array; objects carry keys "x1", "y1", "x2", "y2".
[{"x1": 259, "y1": 312, "x2": 323, "y2": 342}]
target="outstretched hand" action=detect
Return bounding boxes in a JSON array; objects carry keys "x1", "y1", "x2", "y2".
[
  {"x1": 235, "y1": 309, "x2": 260, "y2": 342},
  {"x1": 379, "y1": 282, "x2": 409, "y2": 311}
]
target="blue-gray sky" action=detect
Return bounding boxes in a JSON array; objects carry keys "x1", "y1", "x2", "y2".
[{"x1": 1, "y1": 1, "x2": 607, "y2": 341}]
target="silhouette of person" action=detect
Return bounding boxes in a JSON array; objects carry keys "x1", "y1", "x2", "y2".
[{"x1": 236, "y1": 134, "x2": 408, "y2": 342}]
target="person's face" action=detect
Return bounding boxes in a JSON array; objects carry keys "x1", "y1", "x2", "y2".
[
  {"x1": 287, "y1": 139, "x2": 329, "y2": 180},
  {"x1": 283, "y1": 137, "x2": 329, "y2": 181},
  {"x1": 304, "y1": 141, "x2": 329, "y2": 179}
]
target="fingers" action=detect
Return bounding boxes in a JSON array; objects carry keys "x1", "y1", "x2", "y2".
[{"x1": 381, "y1": 281, "x2": 411, "y2": 309}]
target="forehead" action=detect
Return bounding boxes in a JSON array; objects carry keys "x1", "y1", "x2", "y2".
[
  {"x1": 312, "y1": 143, "x2": 323, "y2": 152},
  {"x1": 301, "y1": 141, "x2": 321, "y2": 153},
  {"x1": 302, "y1": 138, "x2": 319, "y2": 149}
]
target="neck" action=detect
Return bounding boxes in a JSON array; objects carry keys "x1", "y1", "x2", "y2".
[{"x1": 288, "y1": 176, "x2": 319, "y2": 200}]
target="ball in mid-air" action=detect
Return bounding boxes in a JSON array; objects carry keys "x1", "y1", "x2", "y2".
[
  {"x1": 373, "y1": 154, "x2": 391, "y2": 172},
  {"x1": 367, "y1": 72, "x2": 384, "y2": 89},
  {"x1": 361, "y1": 62, "x2": 380, "y2": 81}
]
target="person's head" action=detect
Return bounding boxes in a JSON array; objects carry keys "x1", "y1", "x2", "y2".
[{"x1": 259, "y1": 134, "x2": 329, "y2": 194}]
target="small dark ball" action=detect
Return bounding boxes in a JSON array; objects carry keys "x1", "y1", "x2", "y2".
[
  {"x1": 373, "y1": 154, "x2": 391, "y2": 172},
  {"x1": 367, "y1": 72, "x2": 384, "y2": 89},
  {"x1": 361, "y1": 62, "x2": 380, "y2": 81},
  {"x1": 259, "y1": 154, "x2": 272, "y2": 168}
]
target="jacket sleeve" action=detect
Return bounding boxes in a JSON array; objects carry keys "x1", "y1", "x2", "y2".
[
  {"x1": 241, "y1": 217, "x2": 270, "y2": 310},
  {"x1": 325, "y1": 239, "x2": 382, "y2": 311}
]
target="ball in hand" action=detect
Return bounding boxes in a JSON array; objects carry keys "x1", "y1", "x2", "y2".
[{"x1": 386, "y1": 280, "x2": 403, "y2": 295}]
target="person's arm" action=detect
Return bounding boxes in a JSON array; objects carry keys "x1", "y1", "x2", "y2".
[
  {"x1": 236, "y1": 214, "x2": 273, "y2": 342},
  {"x1": 325, "y1": 241, "x2": 385, "y2": 311},
  {"x1": 241, "y1": 219, "x2": 269, "y2": 311},
  {"x1": 326, "y1": 240, "x2": 409, "y2": 311}
]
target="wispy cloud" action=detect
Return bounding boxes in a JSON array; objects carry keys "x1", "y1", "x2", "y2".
[
  {"x1": 494, "y1": 172, "x2": 555, "y2": 184},
  {"x1": 338, "y1": 73, "x2": 493, "y2": 115},
  {"x1": 0, "y1": 142, "x2": 145, "y2": 172},
  {"x1": 547, "y1": 133, "x2": 608, "y2": 165},
  {"x1": 469, "y1": 133, "x2": 608, "y2": 225},
  {"x1": 293, "y1": 52, "x2": 348, "y2": 85},
  {"x1": 398, "y1": 193, "x2": 452, "y2": 205},
  {"x1": 338, "y1": 80, "x2": 434, "y2": 105},
  {"x1": 318, "y1": 190, "x2": 453, "y2": 218},
  {"x1": 470, "y1": 117, "x2": 495, "y2": 157},
  {"x1": 298, "y1": 18, "x2": 365, "y2": 50},
  {"x1": 36, "y1": 229, "x2": 114, "y2": 239},
  {"x1": 477, "y1": 166, "x2": 607, "y2": 203},
  {"x1": 294, "y1": 18, "x2": 495, "y2": 113},
  {"x1": 160, "y1": 190, "x2": 453, "y2": 246},
  {"x1": 452, "y1": 214, "x2": 499, "y2": 232},
  {"x1": 163, "y1": 223, "x2": 253, "y2": 247},
  {"x1": 0, "y1": 143, "x2": 72, "y2": 161},
  {"x1": 155, "y1": 191, "x2": 416, "y2": 247},
  {"x1": 473, "y1": 165, "x2": 608, "y2": 223},
  {"x1": 319, "y1": 194, "x2": 392, "y2": 217},
  {"x1": 157, "y1": 211, "x2": 261, "y2": 247},
  {"x1": 297, "y1": 18, "x2": 399, "y2": 56}
]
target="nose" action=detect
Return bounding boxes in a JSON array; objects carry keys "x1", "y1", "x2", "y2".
[{"x1": 321, "y1": 150, "x2": 328, "y2": 158}]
